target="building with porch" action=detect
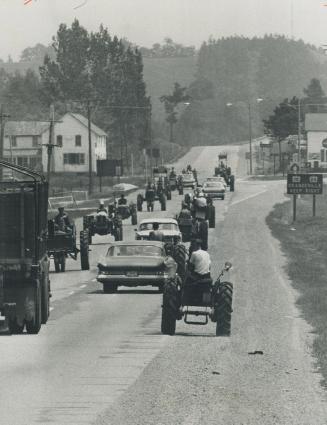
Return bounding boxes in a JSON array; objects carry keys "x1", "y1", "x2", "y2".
[
  {"x1": 3, "y1": 113, "x2": 107, "y2": 173},
  {"x1": 305, "y1": 113, "x2": 327, "y2": 167}
]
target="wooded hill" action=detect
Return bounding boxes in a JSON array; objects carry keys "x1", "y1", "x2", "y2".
[{"x1": 175, "y1": 35, "x2": 327, "y2": 146}]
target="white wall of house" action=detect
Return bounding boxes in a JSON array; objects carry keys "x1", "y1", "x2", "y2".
[
  {"x1": 3, "y1": 135, "x2": 43, "y2": 169},
  {"x1": 307, "y1": 131, "x2": 327, "y2": 158},
  {"x1": 41, "y1": 114, "x2": 106, "y2": 173}
]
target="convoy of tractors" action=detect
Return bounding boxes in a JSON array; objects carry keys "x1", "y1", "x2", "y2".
[{"x1": 0, "y1": 152, "x2": 234, "y2": 337}]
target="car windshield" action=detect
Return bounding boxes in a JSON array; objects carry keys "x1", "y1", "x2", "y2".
[
  {"x1": 107, "y1": 245, "x2": 163, "y2": 257},
  {"x1": 139, "y1": 222, "x2": 178, "y2": 231},
  {"x1": 183, "y1": 174, "x2": 194, "y2": 180}
]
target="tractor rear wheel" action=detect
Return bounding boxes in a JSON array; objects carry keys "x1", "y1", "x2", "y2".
[
  {"x1": 167, "y1": 190, "x2": 172, "y2": 200},
  {"x1": 41, "y1": 269, "x2": 50, "y2": 324},
  {"x1": 137, "y1": 195, "x2": 143, "y2": 212},
  {"x1": 161, "y1": 281, "x2": 179, "y2": 335},
  {"x1": 131, "y1": 210, "x2": 137, "y2": 225},
  {"x1": 60, "y1": 254, "x2": 66, "y2": 272},
  {"x1": 214, "y1": 282, "x2": 233, "y2": 336},
  {"x1": 198, "y1": 220, "x2": 208, "y2": 250},
  {"x1": 230, "y1": 175, "x2": 235, "y2": 192},
  {"x1": 208, "y1": 205, "x2": 216, "y2": 228},
  {"x1": 173, "y1": 244, "x2": 187, "y2": 281},
  {"x1": 80, "y1": 230, "x2": 90, "y2": 270},
  {"x1": 160, "y1": 195, "x2": 166, "y2": 211}
]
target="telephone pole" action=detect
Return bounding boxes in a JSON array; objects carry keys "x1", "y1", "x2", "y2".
[
  {"x1": 43, "y1": 104, "x2": 61, "y2": 185},
  {"x1": 87, "y1": 100, "x2": 93, "y2": 195},
  {"x1": 0, "y1": 105, "x2": 10, "y2": 179}
]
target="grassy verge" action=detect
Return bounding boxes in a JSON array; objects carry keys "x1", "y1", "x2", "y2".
[{"x1": 267, "y1": 193, "x2": 327, "y2": 387}]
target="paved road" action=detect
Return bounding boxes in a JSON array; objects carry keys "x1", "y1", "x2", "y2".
[{"x1": 1, "y1": 145, "x2": 327, "y2": 425}]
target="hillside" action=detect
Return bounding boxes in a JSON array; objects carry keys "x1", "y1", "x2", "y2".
[
  {"x1": 176, "y1": 36, "x2": 327, "y2": 146},
  {"x1": 143, "y1": 56, "x2": 197, "y2": 120}
]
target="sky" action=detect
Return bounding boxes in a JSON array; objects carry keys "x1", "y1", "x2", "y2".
[{"x1": 0, "y1": 0, "x2": 327, "y2": 60}]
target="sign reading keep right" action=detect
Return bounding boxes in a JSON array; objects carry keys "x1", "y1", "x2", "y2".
[{"x1": 287, "y1": 174, "x2": 323, "y2": 195}]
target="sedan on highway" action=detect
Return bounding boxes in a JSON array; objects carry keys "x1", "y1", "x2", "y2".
[
  {"x1": 97, "y1": 241, "x2": 176, "y2": 293},
  {"x1": 182, "y1": 172, "x2": 196, "y2": 188},
  {"x1": 135, "y1": 218, "x2": 182, "y2": 243},
  {"x1": 202, "y1": 180, "x2": 226, "y2": 200},
  {"x1": 206, "y1": 176, "x2": 227, "y2": 188}
]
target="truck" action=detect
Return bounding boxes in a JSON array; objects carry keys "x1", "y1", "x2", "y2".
[{"x1": 0, "y1": 160, "x2": 50, "y2": 334}]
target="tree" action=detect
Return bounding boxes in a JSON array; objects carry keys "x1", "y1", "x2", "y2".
[
  {"x1": 263, "y1": 97, "x2": 299, "y2": 140},
  {"x1": 160, "y1": 83, "x2": 190, "y2": 142},
  {"x1": 20, "y1": 43, "x2": 55, "y2": 63},
  {"x1": 303, "y1": 78, "x2": 327, "y2": 113}
]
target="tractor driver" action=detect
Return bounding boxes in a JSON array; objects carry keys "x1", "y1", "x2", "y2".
[
  {"x1": 118, "y1": 194, "x2": 127, "y2": 205},
  {"x1": 97, "y1": 201, "x2": 108, "y2": 214},
  {"x1": 55, "y1": 205, "x2": 72, "y2": 231},
  {"x1": 179, "y1": 202, "x2": 192, "y2": 219},
  {"x1": 187, "y1": 239, "x2": 211, "y2": 282}
]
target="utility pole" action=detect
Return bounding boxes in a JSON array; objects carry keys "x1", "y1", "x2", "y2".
[
  {"x1": 0, "y1": 105, "x2": 10, "y2": 180},
  {"x1": 87, "y1": 100, "x2": 93, "y2": 195},
  {"x1": 43, "y1": 105, "x2": 61, "y2": 186},
  {"x1": 297, "y1": 97, "x2": 301, "y2": 167},
  {"x1": 248, "y1": 102, "x2": 253, "y2": 174},
  {"x1": 148, "y1": 106, "x2": 153, "y2": 178}
]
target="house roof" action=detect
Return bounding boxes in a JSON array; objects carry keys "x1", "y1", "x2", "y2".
[
  {"x1": 68, "y1": 113, "x2": 107, "y2": 137},
  {"x1": 4, "y1": 121, "x2": 49, "y2": 136},
  {"x1": 305, "y1": 113, "x2": 327, "y2": 132}
]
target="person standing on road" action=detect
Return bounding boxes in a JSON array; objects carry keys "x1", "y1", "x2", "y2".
[
  {"x1": 149, "y1": 222, "x2": 164, "y2": 241},
  {"x1": 186, "y1": 239, "x2": 211, "y2": 282}
]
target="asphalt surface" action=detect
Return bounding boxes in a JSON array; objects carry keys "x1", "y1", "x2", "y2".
[{"x1": 1, "y1": 144, "x2": 327, "y2": 425}]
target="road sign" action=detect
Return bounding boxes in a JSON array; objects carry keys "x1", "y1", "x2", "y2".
[{"x1": 287, "y1": 173, "x2": 323, "y2": 195}]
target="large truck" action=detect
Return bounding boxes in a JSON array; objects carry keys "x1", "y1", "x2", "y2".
[{"x1": 0, "y1": 160, "x2": 50, "y2": 334}]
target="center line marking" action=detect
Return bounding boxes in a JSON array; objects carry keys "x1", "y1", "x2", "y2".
[
  {"x1": 79, "y1": 284, "x2": 87, "y2": 289},
  {"x1": 230, "y1": 189, "x2": 267, "y2": 206}
]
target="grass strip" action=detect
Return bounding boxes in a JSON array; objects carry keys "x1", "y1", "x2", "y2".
[{"x1": 266, "y1": 194, "x2": 327, "y2": 387}]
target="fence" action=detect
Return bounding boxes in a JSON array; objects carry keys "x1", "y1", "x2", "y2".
[{"x1": 48, "y1": 191, "x2": 88, "y2": 210}]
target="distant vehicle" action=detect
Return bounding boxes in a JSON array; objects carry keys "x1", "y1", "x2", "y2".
[
  {"x1": 206, "y1": 176, "x2": 227, "y2": 188},
  {"x1": 135, "y1": 218, "x2": 182, "y2": 243},
  {"x1": 182, "y1": 172, "x2": 196, "y2": 189},
  {"x1": 202, "y1": 181, "x2": 226, "y2": 200},
  {"x1": 97, "y1": 241, "x2": 177, "y2": 293}
]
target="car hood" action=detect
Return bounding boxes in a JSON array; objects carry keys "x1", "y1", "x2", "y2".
[
  {"x1": 98, "y1": 256, "x2": 166, "y2": 270},
  {"x1": 203, "y1": 186, "x2": 225, "y2": 192}
]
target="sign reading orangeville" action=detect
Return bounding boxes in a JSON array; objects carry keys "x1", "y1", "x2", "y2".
[{"x1": 287, "y1": 173, "x2": 323, "y2": 195}]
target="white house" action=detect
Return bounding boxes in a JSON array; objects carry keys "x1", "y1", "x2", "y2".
[
  {"x1": 3, "y1": 113, "x2": 107, "y2": 173},
  {"x1": 305, "y1": 113, "x2": 327, "y2": 166}
]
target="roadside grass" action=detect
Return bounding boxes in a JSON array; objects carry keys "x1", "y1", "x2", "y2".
[{"x1": 267, "y1": 193, "x2": 327, "y2": 387}]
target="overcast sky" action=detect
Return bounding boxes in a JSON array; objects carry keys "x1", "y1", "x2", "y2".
[{"x1": 0, "y1": 0, "x2": 326, "y2": 60}]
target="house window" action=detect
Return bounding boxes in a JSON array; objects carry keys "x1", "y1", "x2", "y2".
[
  {"x1": 75, "y1": 135, "x2": 82, "y2": 147},
  {"x1": 63, "y1": 153, "x2": 85, "y2": 165},
  {"x1": 32, "y1": 136, "x2": 39, "y2": 147},
  {"x1": 11, "y1": 136, "x2": 17, "y2": 147},
  {"x1": 57, "y1": 135, "x2": 63, "y2": 147},
  {"x1": 17, "y1": 157, "x2": 29, "y2": 167}
]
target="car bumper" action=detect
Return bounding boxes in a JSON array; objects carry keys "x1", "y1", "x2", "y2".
[
  {"x1": 97, "y1": 273, "x2": 168, "y2": 287},
  {"x1": 183, "y1": 182, "x2": 195, "y2": 188},
  {"x1": 203, "y1": 192, "x2": 225, "y2": 198}
]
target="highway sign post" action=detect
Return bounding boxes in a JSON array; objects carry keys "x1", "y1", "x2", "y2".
[{"x1": 287, "y1": 173, "x2": 323, "y2": 221}]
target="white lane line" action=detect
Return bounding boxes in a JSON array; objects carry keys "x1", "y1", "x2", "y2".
[
  {"x1": 230, "y1": 189, "x2": 267, "y2": 206},
  {"x1": 79, "y1": 284, "x2": 87, "y2": 289},
  {"x1": 69, "y1": 291, "x2": 75, "y2": 295},
  {"x1": 92, "y1": 278, "x2": 97, "y2": 282}
]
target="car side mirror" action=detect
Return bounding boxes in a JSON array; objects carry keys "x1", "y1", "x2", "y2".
[{"x1": 224, "y1": 261, "x2": 232, "y2": 271}]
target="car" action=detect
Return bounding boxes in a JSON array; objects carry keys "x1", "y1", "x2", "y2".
[
  {"x1": 202, "y1": 181, "x2": 226, "y2": 200},
  {"x1": 135, "y1": 218, "x2": 182, "y2": 243},
  {"x1": 206, "y1": 176, "x2": 227, "y2": 188},
  {"x1": 182, "y1": 172, "x2": 196, "y2": 188},
  {"x1": 97, "y1": 241, "x2": 176, "y2": 293}
]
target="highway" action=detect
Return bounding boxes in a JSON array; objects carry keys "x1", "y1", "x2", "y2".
[{"x1": 1, "y1": 144, "x2": 327, "y2": 425}]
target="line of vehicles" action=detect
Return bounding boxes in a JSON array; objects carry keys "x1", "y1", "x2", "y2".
[{"x1": 0, "y1": 153, "x2": 235, "y2": 336}]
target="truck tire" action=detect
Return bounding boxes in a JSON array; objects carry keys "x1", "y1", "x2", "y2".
[
  {"x1": 8, "y1": 318, "x2": 24, "y2": 334},
  {"x1": 214, "y1": 282, "x2": 233, "y2": 336},
  {"x1": 167, "y1": 190, "x2": 172, "y2": 201},
  {"x1": 41, "y1": 269, "x2": 50, "y2": 324},
  {"x1": 26, "y1": 280, "x2": 42, "y2": 334},
  {"x1": 160, "y1": 195, "x2": 166, "y2": 211},
  {"x1": 60, "y1": 254, "x2": 66, "y2": 272},
  {"x1": 208, "y1": 205, "x2": 216, "y2": 228},
  {"x1": 230, "y1": 175, "x2": 235, "y2": 192},
  {"x1": 131, "y1": 210, "x2": 137, "y2": 226},
  {"x1": 54, "y1": 254, "x2": 60, "y2": 273},
  {"x1": 80, "y1": 230, "x2": 90, "y2": 270},
  {"x1": 178, "y1": 186, "x2": 184, "y2": 195},
  {"x1": 161, "y1": 281, "x2": 179, "y2": 335},
  {"x1": 103, "y1": 283, "x2": 118, "y2": 294},
  {"x1": 88, "y1": 232, "x2": 92, "y2": 245}
]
